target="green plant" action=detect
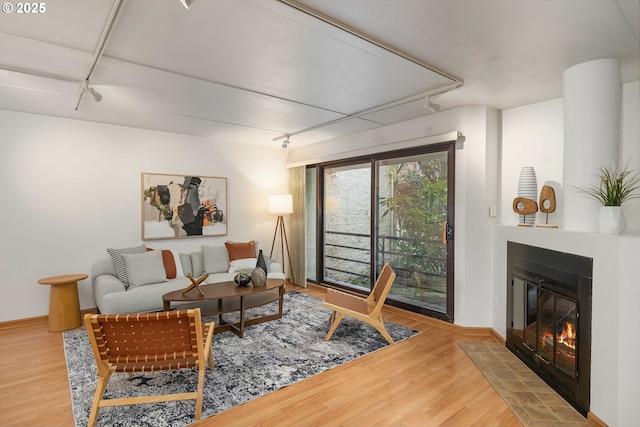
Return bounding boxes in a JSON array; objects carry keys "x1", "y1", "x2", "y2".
[
  {"x1": 575, "y1": 163, "x2": 640, "y2": 206},
  {"x1": 234, "y1": 271, "x2": 251, "y2": 286},
  {"x1": 235, "y1": 271, "x2": 250, "y2": 280}
]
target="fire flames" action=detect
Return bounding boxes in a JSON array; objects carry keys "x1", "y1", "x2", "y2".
[
  {"x1": 542, "y1": 321, "x2": 576, "y2": 351},
  {"x1": 558, "y1": 321, "x2": 576, "y2": 349}
]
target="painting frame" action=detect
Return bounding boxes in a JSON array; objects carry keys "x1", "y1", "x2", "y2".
[{"x1": 141, "y1": 172, "x2": 228, "y2": 240}]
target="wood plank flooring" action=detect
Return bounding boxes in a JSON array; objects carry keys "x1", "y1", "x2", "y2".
[{"x1": 0, "y1": 285, "x2": 523, "y2": 427}]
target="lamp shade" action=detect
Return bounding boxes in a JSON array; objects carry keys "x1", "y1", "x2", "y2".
[{"x1": 268, "y1": 194, "x2": 293, "y2": 214}]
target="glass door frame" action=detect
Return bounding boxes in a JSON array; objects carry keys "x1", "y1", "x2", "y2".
[{"x1": 310, "y1": 140, "x2": 456, "y2": 322}]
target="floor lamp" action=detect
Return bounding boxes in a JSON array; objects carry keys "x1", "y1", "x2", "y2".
[{"x1": 268, "y1": 194, "x2": 295, "y2": 285}]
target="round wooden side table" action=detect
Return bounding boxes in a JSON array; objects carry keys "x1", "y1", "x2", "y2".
[{"x1": 38, "y1": 274, "x2": 87, "y2": 332}]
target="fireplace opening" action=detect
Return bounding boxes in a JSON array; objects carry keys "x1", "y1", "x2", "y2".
[{"x1": 507, "y1": 242, "x2": 592, "y2": 416}]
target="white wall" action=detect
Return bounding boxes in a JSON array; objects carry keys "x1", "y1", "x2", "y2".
[
  {"x1": 501, "y1": 98, "x2": 565, "y2": 226},
  {"x1": 622, "y1": 80, "x2": 640, "y2": 231},
  {"x1": 501, "y1": 82, "x2": 640, "y2": 232},
  {"x1": 287, "y1": 105, "x2": 500, "y2": 327},
  {"x1": 0, "y1": 110, "x2": 289, "y2": 322}
]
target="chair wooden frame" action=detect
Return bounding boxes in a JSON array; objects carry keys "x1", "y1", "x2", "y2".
[
  {"x1": 83, "y1": 308, "x2": 214, "y2": 427},
  {"x1": 322, "y1": 263, "x2": 397, "y2": 345}
]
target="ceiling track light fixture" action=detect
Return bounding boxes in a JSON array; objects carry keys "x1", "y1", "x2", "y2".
[
  {"x1": 83, "y1": 81, "x2": 102, "y2": 102},
  {"x1": 272, "y1": 82, "x2": 461, "y2": 144},
  {"x1": 281, "y1": 136, "x2": 290, "y2": 149},
  {"x1": 180, "y1": 0, "x2": 195, "y2": 9},
  {"x1": 425, "y1": 96, "x2": 440, "y2": 114}
]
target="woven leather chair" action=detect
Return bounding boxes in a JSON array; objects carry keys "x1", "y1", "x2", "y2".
[
  {"x1": 322, "y1": 263, "x2": 397, "y2": 344},
  {"x1": 83, "y1": 309, "x2": 214, "y2": 427}
]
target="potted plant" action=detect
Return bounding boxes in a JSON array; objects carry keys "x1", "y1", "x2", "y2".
[
  {"x1": 233, "y1": 271, "x2": 252, "y2": 286},
  {"x1": 575, "y1": 162, "x2": 640, "y2": 234}
]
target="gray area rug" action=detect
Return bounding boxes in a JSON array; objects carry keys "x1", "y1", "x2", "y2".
[{"x1": 64, "y1": 291, "x2": 419, "y2": 427}]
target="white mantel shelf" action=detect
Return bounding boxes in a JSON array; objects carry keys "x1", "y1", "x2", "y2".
[{"x1": 491, "y1": 225, "x2": 640, "y2": 426}]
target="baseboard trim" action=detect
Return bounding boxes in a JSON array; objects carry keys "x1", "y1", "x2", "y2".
[
  {"x1": 0, "y1": 315, "x2": 48, "y2": 330},
  {"x1": 587, "y1": 411, "x2": 608, "y2": 427},
  {"x1": 0, "y1": 307, "x2": 98, "y2": 331},
  {"x1": 308, "y1": 282, "x2": 506, "y2": 343}
]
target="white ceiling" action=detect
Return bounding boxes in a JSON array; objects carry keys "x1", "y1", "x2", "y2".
[{"x1": 1, "y1": 0, "x2": 638, "y2": 148}]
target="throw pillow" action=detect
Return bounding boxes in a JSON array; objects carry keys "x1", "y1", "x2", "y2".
[
  {"x1": 122, "y1": 250, "x2": 167, "y2": 287},
  {"x1": 170, "y1": 249, "x2": 185, "y2": 278},
  {"x1": 107, "y1": 244, "x2": 147, "y2": 285},
  {"x1": 202, "y1": 245, "x2": 230, "y2": 274},
  {"x1": 146, "y1": 248, "x2": 185, "y2": 279},
  {"x1": 229, "y1": 258, "x2": 258, "y2": 273},
  {"x1": 225, "y1": 240, "x2": 256, "y2": 261},
  {"x1": 161, "y1": 250, "x2": 177, "y2": 279}
]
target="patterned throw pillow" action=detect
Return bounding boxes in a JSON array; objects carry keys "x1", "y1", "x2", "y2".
[{"x1": 107, "y1": 244, "x2": 147, "y2": 286}]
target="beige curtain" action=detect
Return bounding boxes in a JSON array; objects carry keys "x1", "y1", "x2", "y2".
[{"x1": 289, "y1": 166, "x2": 307, "y2": 287}]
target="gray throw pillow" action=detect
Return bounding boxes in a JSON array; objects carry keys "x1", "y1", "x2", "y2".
[
  {"x1": 202, "y1": 245, "x2": 230, "y2": 274},
  {"x1": 107, "y1": 244, "x2": 147, "y2": 285},
  {"x1": 123, "y1": 250, "x2": 167, "y2": 288}
]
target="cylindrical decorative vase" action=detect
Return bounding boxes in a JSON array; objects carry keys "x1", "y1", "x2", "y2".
[
  {"x1": 598, "y1": 206, "x2": 626, "y2": 234},
  {"x1": 517, "y1": 167, "x2": 538, "y2": 226}
]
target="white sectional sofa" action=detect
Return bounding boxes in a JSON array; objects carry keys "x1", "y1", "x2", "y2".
[{"x1": 91, "y1": 242, "x2": 284, "y2": 314}]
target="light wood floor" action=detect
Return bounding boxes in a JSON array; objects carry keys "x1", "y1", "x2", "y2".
[{"x1": 0, "y1": 285, "x2": 523, "y2": 427}]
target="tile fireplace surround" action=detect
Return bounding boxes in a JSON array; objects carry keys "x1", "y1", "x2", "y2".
[{"x1": 492, "y1": 225, "x2": 639, "y2": 426}]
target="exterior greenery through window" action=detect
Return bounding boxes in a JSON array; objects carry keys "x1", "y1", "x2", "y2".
[{"x1": 378, "y1": 153, "x2": 448, "y2": 312}]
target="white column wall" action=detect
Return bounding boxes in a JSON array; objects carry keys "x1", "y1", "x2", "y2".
[
  {"x1": 563, "y1": 59, "x2": 621, "y2": 232},
  {"x1": 0, "y1": 110, "x2": 289, "y2": 322}
]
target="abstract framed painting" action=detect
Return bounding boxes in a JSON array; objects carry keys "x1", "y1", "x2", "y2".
[{"x1": 141, "y1": 173, "x2": 227, "y2": 240}]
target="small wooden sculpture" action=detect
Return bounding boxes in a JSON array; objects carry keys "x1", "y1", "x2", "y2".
[
  {"x1": 537, "y1": 185, "x2": 558, "y2": 228},
  {"x1": 183, "y1": 273, "x2": 209, "y2": 296},
  {"x1": 513, "y1": 197, "x2": 538, "y2": 227}
]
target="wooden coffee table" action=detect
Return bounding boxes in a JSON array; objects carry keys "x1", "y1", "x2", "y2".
[{"x1": 162, "y1": 278, "x2": 286, "y2": 337}]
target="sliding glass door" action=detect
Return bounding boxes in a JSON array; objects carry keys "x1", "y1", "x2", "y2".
[
  {"x1": 377, "y1": 150, "x2": 452, "y2": 318},
  {"x1": 309, "y1": 142, "x2": 455, "y2": 321},
  {"x1": 323, "y1": 162, "x2": 372, "y2": 290}
]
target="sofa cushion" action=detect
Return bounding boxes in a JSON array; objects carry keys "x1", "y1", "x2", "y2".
[
  {"x1": 182, "y1": 252, "x2": 197, "y2": 277},
  {"x1": 229, "y1": 258, "x2": 259, "y2": 273},
  {"x1": 107, "y1": 244, "x2": 147, "y2": 285},
  {"x1": 123, "y1": 250, "x2": 168, "y2": 288},
  {"x1": 225, "y1": 240, "x2": 256, "y2": 261},
  {"x1": 202, "y1": 245, "x2": 229, "y2": 274}
]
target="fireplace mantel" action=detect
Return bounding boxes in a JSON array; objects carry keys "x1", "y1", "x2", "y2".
[{"x1": 492, "y1": 225, "x2": 639, "y2": 426}]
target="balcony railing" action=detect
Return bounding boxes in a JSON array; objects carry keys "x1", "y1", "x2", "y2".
[{"x1": 324, "y1": 230, "x2": 447, "y2": 309}]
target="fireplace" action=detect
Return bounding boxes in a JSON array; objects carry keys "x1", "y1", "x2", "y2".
[{"x1": 506, "y1": 242, "x2": 592, "y2": 416}]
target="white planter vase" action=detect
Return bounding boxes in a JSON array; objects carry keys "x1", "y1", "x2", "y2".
[{"x1": 598, "y1": 206, "x2": 626, "y2": 234}]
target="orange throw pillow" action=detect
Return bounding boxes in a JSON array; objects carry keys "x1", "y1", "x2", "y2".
[
  {"x1": 225, "y1": 240, "x2": 256, "y2": 261},
  {"x1": 147, "y1": 248, "x2": 177, "y2": 279},
  {"x1": 160, "y1": 250, "x2": 177, "y2": 279}
]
